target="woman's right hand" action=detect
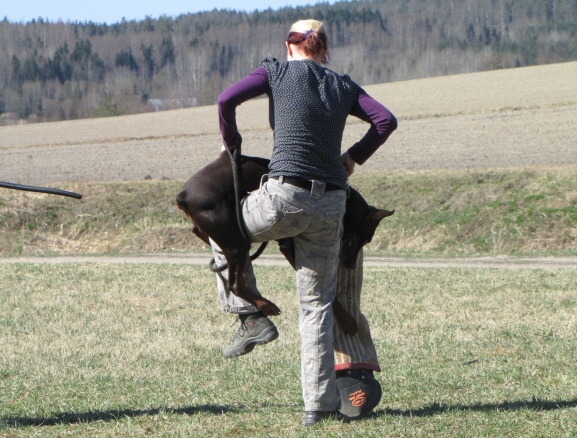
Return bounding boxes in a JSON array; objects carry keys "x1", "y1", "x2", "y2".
[{"x1": 221, "y1": 132, "x2": 243, "y2": 154}]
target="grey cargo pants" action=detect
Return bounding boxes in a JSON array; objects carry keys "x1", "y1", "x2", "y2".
[{"x1": 211, "y1": 176, "x2": 346, "y2": 412}]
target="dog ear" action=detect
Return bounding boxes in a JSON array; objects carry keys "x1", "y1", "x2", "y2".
[{"x1": 371, "y1": 208, "x2": 395, "y2": 224}]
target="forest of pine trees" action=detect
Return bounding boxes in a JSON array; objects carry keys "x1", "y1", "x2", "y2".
[{"x1": 1, "y1": 0, "x2": 576, "y2": 124}]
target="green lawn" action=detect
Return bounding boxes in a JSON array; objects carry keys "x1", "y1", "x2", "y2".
[{"x1": 1, "y1": 263, "x2": 576, "y2": 436}]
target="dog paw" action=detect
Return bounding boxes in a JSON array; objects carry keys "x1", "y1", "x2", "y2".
[
  {"x1": 259, "y1": 300, "x2": 281, "y2": 316},
  {"x1": 339, "y1": 317, "x2": 359, "y2": 336}
]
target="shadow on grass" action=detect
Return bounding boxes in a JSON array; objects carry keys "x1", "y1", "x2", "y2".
[
  {"x1": 2, "y1": 405, "x2": 237, "y2": 428},
  {"x1": 4, "y1": 398, "x2": 577, "y2": 428},
  {"x1": 375, "y1": 398, "x2": 577, "y2": 418}
]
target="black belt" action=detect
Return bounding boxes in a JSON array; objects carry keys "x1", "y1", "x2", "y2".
[{"x1": 272, "y1": 176, "x2": 344, "y2": 192}]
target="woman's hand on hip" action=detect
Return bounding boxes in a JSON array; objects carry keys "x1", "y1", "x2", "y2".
[{"x1": 341, "y1": 152, "x2": 356, "y2": 176}]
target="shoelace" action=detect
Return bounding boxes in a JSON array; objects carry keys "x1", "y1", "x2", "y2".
[{"x1": 230, "y1": 316, "x2": 249, "y2": 337}]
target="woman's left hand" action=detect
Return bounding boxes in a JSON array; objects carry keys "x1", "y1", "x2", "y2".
[{"x1": 341, "y1": 152, "x2": 356, "y2": 176}]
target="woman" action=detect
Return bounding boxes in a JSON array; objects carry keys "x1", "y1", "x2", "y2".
[{"x1": 211, "y1": 18, "x2": 397, "y2": 426}]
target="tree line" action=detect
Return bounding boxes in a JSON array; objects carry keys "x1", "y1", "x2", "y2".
[{"x1": 1, "y1": 0, "x2": 576, "y2": 124}]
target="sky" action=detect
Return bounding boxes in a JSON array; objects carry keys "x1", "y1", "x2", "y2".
[{"x1": 3, "y1": 0, "x2": 337, "y2": 24}]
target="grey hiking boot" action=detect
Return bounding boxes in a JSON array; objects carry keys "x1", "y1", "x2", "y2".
[{"x1": 223, "y1": 312, "x2": 279, "y2": 359}]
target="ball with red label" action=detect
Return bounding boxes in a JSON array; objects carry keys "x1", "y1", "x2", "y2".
[{"x1": 336, "y1": 369, "x2": 382, "y2": 418}]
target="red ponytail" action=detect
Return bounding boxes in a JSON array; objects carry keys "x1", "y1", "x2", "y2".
[{"x1": 286, "y1": 31, "x2": 330, "y2": 64}]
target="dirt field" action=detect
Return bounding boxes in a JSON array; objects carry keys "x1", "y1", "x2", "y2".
[
  {"x1": 1, "y1": 254, "x2": 576, "y2": 269},
  {"x1": 1, "y1": 61, "x2": 576, "y2": 186}
]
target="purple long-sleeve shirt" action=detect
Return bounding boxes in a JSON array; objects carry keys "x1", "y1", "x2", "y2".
[{"x1": 218, "y1": 66, "x2": 397, "y2": 165}]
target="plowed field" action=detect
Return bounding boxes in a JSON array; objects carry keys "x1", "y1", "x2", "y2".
[{"x1": 1, "y1": 61, "x2": 576, "y2": 186}]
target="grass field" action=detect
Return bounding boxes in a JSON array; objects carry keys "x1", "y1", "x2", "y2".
[
  {"x1": 1, "y1": 263, "x2": 576, "y2": 436},
  {"x1": 1, "y1": 166, "x2": 576, "y2": 257}
]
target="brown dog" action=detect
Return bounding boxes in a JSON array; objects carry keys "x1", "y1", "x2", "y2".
[{"x1": 176, "y1": 153, "x2": 393, "y2": 332}]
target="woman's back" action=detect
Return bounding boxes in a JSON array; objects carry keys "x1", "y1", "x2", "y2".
[{"x1": 262, "y1": 57, "x2": 358, "y2": 188}]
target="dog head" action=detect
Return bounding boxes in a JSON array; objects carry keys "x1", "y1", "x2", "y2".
[{"x1": 340, "y1": 187, "x2": 394, "y2": 269}]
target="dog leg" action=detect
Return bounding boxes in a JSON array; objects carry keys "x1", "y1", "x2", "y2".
[
  {"x1": 225, "y1": 249, "x2": 281, "y2": 316},
  {"x1": 277, "y1": 238, "x2": 296, "y2": 269},
  {"x1": 192, "y1": 226, "x2": 211, "y2": 246}
]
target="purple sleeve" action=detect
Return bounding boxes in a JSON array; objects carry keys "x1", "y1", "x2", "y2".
[
  {"x1": 217, "y1": 67, "x2": 270, "y2": 147},
  {"x1": 347, "y1": 88, "x2": 398, "y2": 165}
]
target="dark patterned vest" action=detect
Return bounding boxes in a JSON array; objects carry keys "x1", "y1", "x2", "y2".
[{"x1": 260, "y1": 57, "x2": 359, "y2": 190}]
